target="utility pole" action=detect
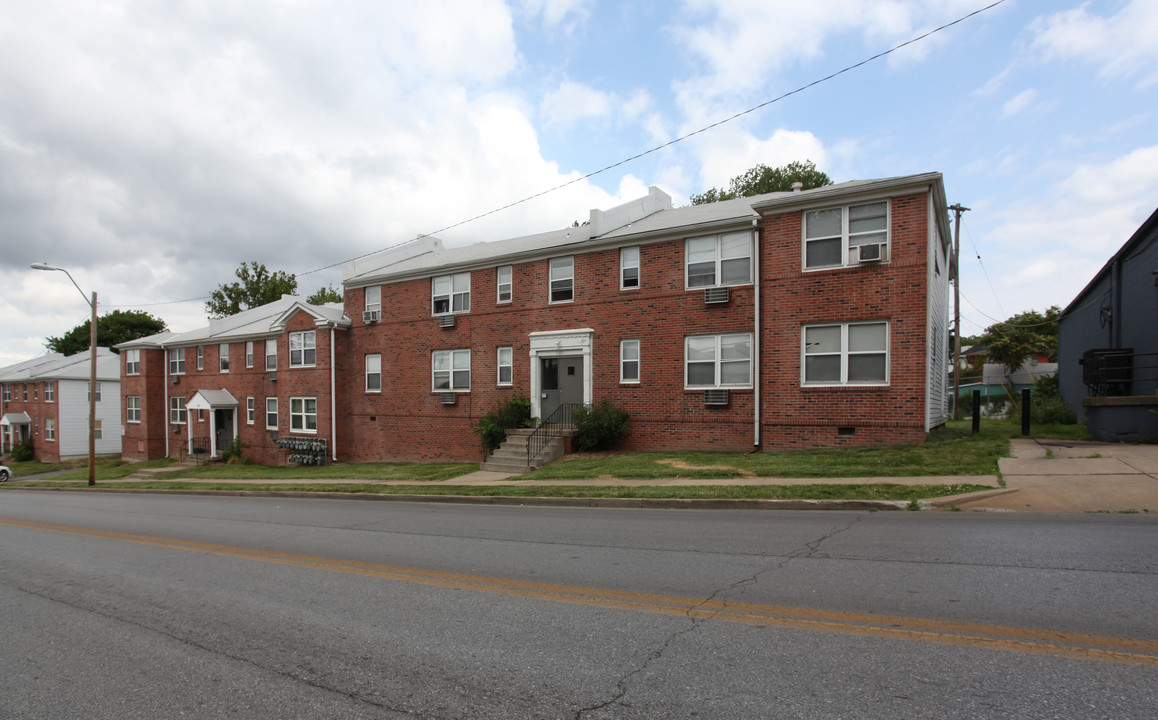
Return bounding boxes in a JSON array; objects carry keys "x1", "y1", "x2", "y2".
[{"x1": 948, "y1": 203, "x2": 970, "y2": 418}]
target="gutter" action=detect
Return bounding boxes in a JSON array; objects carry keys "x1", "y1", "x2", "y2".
[
  {"x1": 752, "y1": 217, "x2": 761, "y2": 449},
  {"x1": 330, "y1": 328, "x2": 338, "y2": 461}
]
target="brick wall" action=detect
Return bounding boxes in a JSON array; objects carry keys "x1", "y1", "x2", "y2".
[{"x1": 1, "y1": 381, "x2": 60, "y2": 461}]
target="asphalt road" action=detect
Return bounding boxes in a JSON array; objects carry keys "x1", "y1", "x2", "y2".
[{"x1": 1, "y1": 492, "x2": 1155, "y2": 719}]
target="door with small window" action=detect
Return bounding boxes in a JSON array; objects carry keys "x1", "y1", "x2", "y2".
[{"x1": 540, "y1": 356, "x2": 583, "y2": 422}]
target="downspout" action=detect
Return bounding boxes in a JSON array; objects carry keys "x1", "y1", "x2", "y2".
[
  {"x1": 752, "y1": 217, "x2": 761, "y2": 450},
  {"x1": 164, "y1": 348, "x2": 170, "y2": 459},
  {"x1": 330, "y1": 327, "x2": 337, "y2": 462}
]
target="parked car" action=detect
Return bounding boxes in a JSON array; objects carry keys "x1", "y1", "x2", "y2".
[{"x1": 0, "y1": 465, "x2": 10, "y2": 481}]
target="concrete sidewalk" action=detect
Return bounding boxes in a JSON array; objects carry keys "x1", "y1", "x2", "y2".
[{"x1": 953, "y1": 439, "x2": 1158, "y2": 513}]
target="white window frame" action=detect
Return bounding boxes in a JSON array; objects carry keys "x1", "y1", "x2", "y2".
[
  {"x1": 803, "y1": 200, "x2": 890, "y2": 270},
  {"x1": 45, "y1": 418, "x2": 55, "y2": 441},
  {"x1": 44, "y1": 381, "x2": 54, "y2": 403},
  {"x1": 92, "y1": 419, "x2": 102, "y2": 440},
  {"x1": 246, "y1": 341, "x2": 254, "y2": 368},
  {"x1": 170, "y1": 396, "x2": 187, "y2": 425},
  {"x1": 549, "y1": 256, "x2": 574, "y2": 303},
  {"x1": 265, "y1": 398, "x2": 278, "y2": 430},
  {"x1": 366, "y1": 354, "x2": 382, "y2": 393},
  {"x1": 219, "y1": 343, "x2": 230, "y2": 372},
  {"x1": 88, "y1": 382, "x2": 102, "y2": 402},
  {"x1": 432, "y1": 349, "x2": 471, "y2": 392},
  {"x1": 432, "y1": 272, "x2": 471, "y2": 315},
  {"x1": 1, "y1": 385, "x2": 8, "y2": 402},
  {"x1": 496, "y1": 265, "x2": 512, "y2": 304},
  {"x1": 289, "y1": 331, "x2": 316, "y2": 368},
  {"x1": 802, "y1": 321, "x2": 890, "y2": 386},
  {"x1": 497, "y1": 347, "x2": 513, "y2": 386},
  {"x1": 246, "y1": 397, "x2": 255, "y2": 425},
  {"x1": 196, "y1": 345, "x2": 204, "y2": 370},
  {"x1": 620, "y1": 339, "x2": 640, "y2": 384},
  {"x1": 125, "y1": 349, "x2": 140, "y2": 375},
  {"x1": 169, "y1": 347, "x2": 186, "y2": 375},
  {"x1": 290, "y1": 397, "x2": 318, "y2": 434},
  {"x1": 684, "y1": 333, "x2": 753, "y2": 389},
  {"x1": 620, "y1": 247, "x2": 640, "y2": 290},
  {"x1": 365, "y1": 285, "x2": 381, "y2": 312},
  {"x1": 265, "y1": 339, "x2": 278, "y2": 371},
  {"x1": 126, "y1": 396, "x2": 141, "y2": 423},
  {"x1": 685, "y1": 232, "x2": 752, "y2": 289}
]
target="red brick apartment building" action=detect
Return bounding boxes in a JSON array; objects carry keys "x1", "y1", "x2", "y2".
[
  {"x1": 119, "y1": 172, "x2": 952, "y2": 465},
  {"x1": 0, "y1": 350, "x2": 122, "y2": 462}
]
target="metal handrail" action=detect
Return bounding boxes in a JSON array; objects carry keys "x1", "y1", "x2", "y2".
[
  {"x1": 527, "y1": 403, "x2": 587, "y2": 467},
  {"x1": 1083, "y1": 349, "x2": 1158, "y2": 396}
]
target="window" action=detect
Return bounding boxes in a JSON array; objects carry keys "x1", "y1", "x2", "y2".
[
  {"x1": 45, "y1": 419, "x2": 55, "y2": 441},
  {"x1": 265, "y1": 339, "x2": 278, "y2": 370},
  {"x1": 686, "y1": 232, "x2": 752, "y2": 288},
  {"x1": 246, "y1": 397, "x2": 255, "y2": 425},
  {"x1": 197, "y1": 409, "x2": 205, "y2": 423},
  {"x1": 621, "y1": 340, "x2": 640, "y2": 383},
  {"x1": 433, "y1": 349, "x2": 471, "y2": 391},
  {"x1": 803, "y1": 321, "x2": 889, "y2": 385},
  {"x1": 196, "y1": 346, "x2": 204, "y2": 370},
  {"x1": 1, "y1": 385, "x2": 7, "y2": 402},
  {"x1": 45, "y1": 382, "x2": 54, "y2": 402},
  {"x1": 170, "y1": 396, "x2": 187, "y2": 424},
  {"x1": 432, "y1": 272, "x2": 470, "y2": 315},
  {"x1": 620, "y1": 247, "x2": 640, "y2": 289},
  {"x1": 33, "y1": 384, "x2": 38, "y2": 400},
  {"x1": 219, "y1": 343, "x2": 230, "y2": 372},
  {"x1": 22, "y1": 384, "x2": 27, "y2": 400},
  {"x1": 804, "y1": 201, "x2": 889, "y2": 269},
  {"x1": 92, "y1": 419, "x2": 102, "y2": 440},
  {"x1": 496, "y1": 265, "x2": 512, "y2": 303},
  {"x1": 366, "y1": 354, "x2": 382, "y2": 392},
  {"x1": 365, "y1": 285, "x2": 381, "y2": 312},
  {"x1": 126, "y1": 396, "x2": 141, "y2": 423},
  {"x1": 169, "y1": 348, "x2": 186, "y2": 375},
  {"x1": 497, "y1": 347, "x2": 512, "y2": 386},
  {"x1": 685, "y1": 334, "x2": 753, "y2": 388},
  {"x1": 88, "y1": 382, "x2": 102, "y2": 402},
  {"x1": 125, "y1": 349, "x2": 141, "y2": 375},
  {"x1": 290, "y1": 397, "x2": 318, "y2": 433},
  {"x1": 246, "y1": 341, "x2": 254, "y2": 368},
  {"x1": 289, "y1": 331, "x2": 316, "y2": 367},
  {"x1": 549, "y1": 257, "x2": 574, "y2": 303},
  {"x1": 265, "y1": 398, "x2": 278, "y2": 429}
]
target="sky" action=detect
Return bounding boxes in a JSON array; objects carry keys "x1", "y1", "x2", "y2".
[{"x1": 2, "y1": 0, "x2": 1155, "y2": 365}]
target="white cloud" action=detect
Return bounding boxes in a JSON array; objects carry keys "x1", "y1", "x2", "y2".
[
  {"x1": 1001, "y1": 89, "x2": 1038, "y2": 118},
  {"x1": 518, "y1": 0, "x2": 592, "y2": 31},
  {"x1": 541, "y1": 81, "x2": 615, "y2": 129},
  {"x1": 1028, "y1": 0, "x2": 1158, "y2": 86}
]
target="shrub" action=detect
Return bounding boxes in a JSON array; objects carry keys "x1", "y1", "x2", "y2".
[
  {"x1": 572, "y1": 399, "x2": 630, "y2": 452},
  {"x1": 222, "y1": 436, "x2": 251, "y2": 464},
  {"x1": 474, "y1": 395, "x2": 534, "y2": 455},
  {"x1": 1030, "y1": 374, "x2": 1076, "y2": 424},
  {"x1": 11, "y1": 437, "x2": 34, "y2": 462}
]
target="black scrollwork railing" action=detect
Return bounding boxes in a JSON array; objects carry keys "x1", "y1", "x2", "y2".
[
  {"x1": 526, "y1": 403, "x2": 587, "y2": 467},
  {"x1": 1083, "y1": 348, "x2": 1158, "y2": 396}
]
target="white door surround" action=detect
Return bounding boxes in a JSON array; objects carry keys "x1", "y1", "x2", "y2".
[{"x1": 528, "y1": 329, "x2": 593, "y2": 421}]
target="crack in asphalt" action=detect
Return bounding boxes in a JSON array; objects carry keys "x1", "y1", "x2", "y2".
[
  {"x1": 6, "y1": 581, "x2": 423, "y2": 719},
  {"x1": 573, "y1": 513, "x2": 867, "y2": 719}
]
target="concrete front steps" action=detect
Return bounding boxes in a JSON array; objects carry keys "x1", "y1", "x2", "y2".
[{"x1": 480, "y1": 428, "x2": 568, "y2": 474}]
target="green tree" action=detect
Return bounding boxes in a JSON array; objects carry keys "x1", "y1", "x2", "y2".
[
  {"x1": 206, "y1": 261, "x2": 298, "y2": 318},
  {"x1": 46, "y1": 310, "x2": 168, "y2": 356},
  {"x1": 981, "y1": 306, "x2": 1061, "y2": 372},
  {"x1": 306, "y1": 285, "x2": 343, "y2": 305},
  {"x1": 690, "y1": 160, "x2": 833, "y2": 205}
]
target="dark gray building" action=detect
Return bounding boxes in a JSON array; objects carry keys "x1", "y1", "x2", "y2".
[{"x1": 1057, "y1": 207, "x2": 1158, "y2": 440}]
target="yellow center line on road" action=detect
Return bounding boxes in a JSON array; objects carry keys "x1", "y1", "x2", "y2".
[{"x1": 5, "y1": 517, "x2": 1157, "y2": 665}]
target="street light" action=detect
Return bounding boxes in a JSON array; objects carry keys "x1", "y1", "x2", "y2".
[{"x1": 32, "y1": 263, "x2": 97, "y2": 487}]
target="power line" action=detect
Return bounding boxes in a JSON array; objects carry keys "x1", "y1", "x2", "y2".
[
  {"x1": 296, "y1": 0, "x2": 1007, "y2": 279},
  {"x1": 961, "y1": 215, "x2": 1005, "y2": 318}
]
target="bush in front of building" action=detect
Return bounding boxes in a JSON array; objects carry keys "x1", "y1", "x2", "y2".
[
  {"x1": 1031, "y1": 374, "x2": 1077, "y2": 425},
  {"x1": 11, "y1": 437, "x2": 34, "y2": 462},
  {"x1": 573, "y1": 400, "x2": 630, "y2": 452},
  {"x1": 475, "y1": 395, "x2": 534, "y2": 455}
]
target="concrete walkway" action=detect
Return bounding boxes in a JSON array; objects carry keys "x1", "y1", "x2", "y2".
[{"x1": 953, "y1": 439, "x2": 1158, "y2": 513}]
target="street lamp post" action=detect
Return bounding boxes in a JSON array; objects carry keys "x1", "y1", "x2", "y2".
[{"x1": 32, "y1": 263, "x2": 97, "y2": 487}]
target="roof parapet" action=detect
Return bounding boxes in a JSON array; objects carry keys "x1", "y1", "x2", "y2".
[
  {"x1": 588, "y1": 186, "x2": 672, "y2": 237},
  {"x1": 343, "y1": 236, "x2": 442, "y2": 285}
]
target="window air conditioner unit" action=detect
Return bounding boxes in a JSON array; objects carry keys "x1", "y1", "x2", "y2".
[
  {"x1": 439, "y1": 314, "x2": 455, "y2": 328},
  {"x1": 704, "y1": 287, "x2": 730, "y2": 304},
  {"x1": 268, "y1": 371, "x2": 278, "y2": 381},
  {"x1": 363, "y1": 310, "x2": 380, "y2": 323},
  {"x1": 172, "y1": 376, "x2": 180, "y2": 384},
  {"x1": 440, "y1": 392, "x2": 457, "y2": 405},
  {"x1": 854, "y1": 243, "x2": 887, "y2": 263},
  {"x1": 703, "y1": 389, "x2": 730, "y2": 405}
]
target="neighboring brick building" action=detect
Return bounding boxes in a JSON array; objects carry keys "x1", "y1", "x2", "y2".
[
  {"x1": 120, "y1": 172, "x2": 953, "y2": 465},
  {"x1": 0, "y1": 350, "x2": 122, "y2": 461}
]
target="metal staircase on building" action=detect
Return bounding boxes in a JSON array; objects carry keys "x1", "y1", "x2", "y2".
[{"x1": 480, "y1": 428, "x2": 568, "y2": 474}]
